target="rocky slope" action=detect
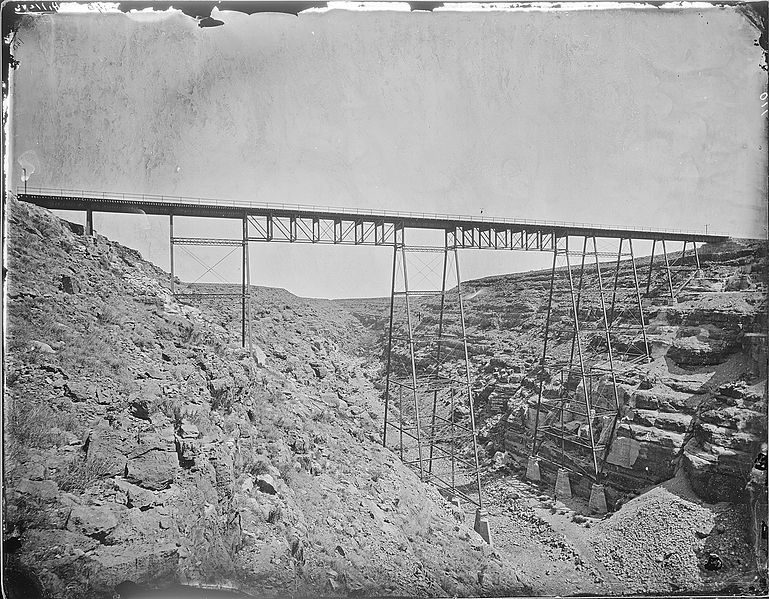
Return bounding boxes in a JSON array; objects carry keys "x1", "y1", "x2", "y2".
[{"x1": 3, "y1": 198, "x2": 532, "y2": 598}]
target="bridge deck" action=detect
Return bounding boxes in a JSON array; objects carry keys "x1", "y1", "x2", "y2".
[{"x1": 16, "y1": 188, "x2": 729, "y2": 245}]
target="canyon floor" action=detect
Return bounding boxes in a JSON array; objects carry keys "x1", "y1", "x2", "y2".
[{"x1": 3, "y1": 198, "x2": 767, "y2": 598}]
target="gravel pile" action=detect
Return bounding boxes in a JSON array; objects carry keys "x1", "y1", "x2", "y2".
[{"x1": 593, "y1": 485, "x2": 715, "y2": 593}]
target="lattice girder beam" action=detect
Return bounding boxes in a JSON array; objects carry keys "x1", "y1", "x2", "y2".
[{"x1": 245, "y1": 213, "x2": 400, "y2": 245}]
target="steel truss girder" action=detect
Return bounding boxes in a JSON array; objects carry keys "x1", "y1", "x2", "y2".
[
  {"x1": 446, "y1": 226, "x2": 556, "y2": 251},
  {"x1": 382, "y1": 238, "x2": 484, "y2": 511},
  {"x1": 246, "y1": 214, "x2": 400, "y2": 245}
]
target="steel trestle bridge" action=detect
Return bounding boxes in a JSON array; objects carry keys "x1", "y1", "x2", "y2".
[{"x1": 16, "y1": 188, "x2": 732, "y2": 544}]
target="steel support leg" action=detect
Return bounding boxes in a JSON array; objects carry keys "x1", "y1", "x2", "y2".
[
  {"x1": 628, "y1": 239, "x2": 651, "y2": 362},
  {"x1": 645, "y1": 239, "x2": 656, "y2": 297},
  {"x1": 608, "y1": 239, "x2": 623, "y2": 327},
  {"x1": 567, "y1": 237, "x2": 589, "y2": 387},
  {"x1": 565, "y1": 238, "x2": 597, "y2": 476},
  {"x1": 401, "y1": 243, "x2": 424, "y2": 480},
  {"x1": 244, "y1": 216, "x2": 252, "y2": 355},
  {"x1": 169, "y1": 214, "x2": 175, "y2": 296},
  {"x1": 428, "y1": 246, "x2": 449, "y2": 474},
  {"x1": 532, "y1": 246, "x2": 558, "y2": 456},
  {"x1": 86, "y1": 210, "x2": 94, "y2": 236},
  {"x1": 661, "y1": 239, "x2": 675, "y2": 302},
  {"x1": 382, "y1": 244, "x2": 398, "y2": 447},
  {"x1": 693, "y1": 242, "x2": 701, "y2": 272},
  {"x1": 242, "y1": 218, "x2": 248, "y2": 348},
  {"x1": 592, "y1": 237, "x2": 622, "y2": 475},
  {"x1": 454, "y1": 247, "x2": 484, "y2": 511}
]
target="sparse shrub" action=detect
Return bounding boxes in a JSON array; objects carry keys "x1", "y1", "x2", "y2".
[
  {"x1": 276, "y1": 458, "x2": 296, "y2": 486},
  {"x1": 155, "y1": 320, "x2": 175, "y2": 340},
  {"x1": 248, "y1": 455, "x2": 271, "y2": 477},
  {"x1": 6, "y1": 397, "x2": 64, "y2": 451},
  {"x1": 187, "y1": 411, "x2": 211, "y2": 435},
  {"x1": 32, "y1": 213, "x2": 64, "y2": 240},
  {"x1": 266, "y1": 503, "x2": 282, "y2": 524},
  {"x1": 131, "y1": 328, "x2": 155, "y2": 351},
  {"x1": 5, "y1": 368, "x2": 21, "y2": 387},
  {"x1": 178, "y1": 321, "x2": 197, "y2": 344},
  {"x1": 210, "y1": 389, "x2": 235, "y2": 414},
  {"x1": 55, "y1": 455, "x2": 112, "y2": 493},
  {"x1": 112, "y1": 367, "x2": 136, "y2": 396},
  {"x1": 156, "y1": 397, "x2": 183, "y2": 426},
  {"x1": 97, "y1": 304, "x2": 123, "y2": 325},
  {"x1": 259, "y1": 426, "x2": 280, "y2": 442},
  {"x1": 105, "y1": 356, "x2": 123, "y2": 373},
  {"x1": 6, "y1": 491, "x2": 50, "y2": 531}
]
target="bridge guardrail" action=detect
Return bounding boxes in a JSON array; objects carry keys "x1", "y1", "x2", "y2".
[{"x1": 16, "y1": 186, "x2": 731, "y2": 238}]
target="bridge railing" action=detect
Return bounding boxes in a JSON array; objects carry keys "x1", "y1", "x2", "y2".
[{"x1": 17, "y1": 186, "x2": 728, "y2": 238}]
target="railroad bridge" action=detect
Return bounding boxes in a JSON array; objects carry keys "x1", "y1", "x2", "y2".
[{"x1": 16, "y1": 188, "x2": 730, "y2": 544}]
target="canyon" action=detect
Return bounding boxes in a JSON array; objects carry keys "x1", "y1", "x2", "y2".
[{"x1": 3, "y1": 197, "x2": 767, "y2": 597}]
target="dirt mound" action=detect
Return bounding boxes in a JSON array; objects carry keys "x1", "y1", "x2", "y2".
[
  {"x1": 592, "y1": 476, "x2": 756, "y2": 594},
  {"x1": 594, "y1": 484, "x2": 713, "y2": 592}
]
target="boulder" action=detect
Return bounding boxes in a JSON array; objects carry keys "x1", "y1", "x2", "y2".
[
  {"x1": 682, "y1": 440, "x2": 754, "y2": 503},
  {"x1": 256, "y1": 474, "x2": 278, "y2": 495},
  {"x1": 179, "y1": 422, "x2": 200, "y2": 439},
  {"x1": 26, "y1": 463, "x2": 46, "y2": 481},
  {"x1": 698, "y1": 423, "x2": 760, "y2": 452},
  {"x1": 114, "y1": 479, "x2": 156, "y2": 510},
  {"x1": 29, "y1": 340, "x2": 55, "y2": 354},
  {"x1": 630, "y1": 388, "x2": 695, "y2": 414},
  {"x1": 125, "y1": 450, "x2": 178, "y2": 491},
  {"x1": 67, "y1": 504, "x2": 119, "y2": 540},
  {"x1": 129, "y1": 398, "x2": 153, "y2": 420},
  {"x1": 65, "y1": 381, "x2": 97, "y2": 403},
  {"x1": 83, "y1": 543, "x2": 179, "y2": 594},
  {"x1": 699, "y1": 406, "x2": 764, "y2": 433},
  {"x1": 605, "y1": 423, "x2": 686, "y2": 484},
  {"x1": 15, "y1": 478, "x2": 60, "y2": 502},
  {"x1": 208, "y1": 377, "x2": 232, "y2": 397},
  {"x1": 309, "y1": 361, "x2": 329, "y2": 379},
  {"x1": 630, "y1": 409, "x2": 692, "y2": 433},
  {"x1": 724, "y1": 273, "x2": 753, "y2": 291},
  {"x1": 84, "y1": 429, "x2": 135, "y2": 477},
  {"x1": 60, "y1": 274, "x2": 80, "y2": 294},
  {"x1": 128, "y1": 381, "x2": 162, "y2": 420},
  {"x1": 252, "y1": 345, "x2": 268, "y2": 367},
  {"x1": 667, "y1": 336, "x2": 739, "y2": 366},
  {"x1": 175, "y1": 437, "x2": 199, "y2": 466}
]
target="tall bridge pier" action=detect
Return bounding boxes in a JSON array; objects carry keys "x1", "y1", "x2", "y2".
[{"x1": 14, "y1": 188, "x2": 728, "y2": 541}]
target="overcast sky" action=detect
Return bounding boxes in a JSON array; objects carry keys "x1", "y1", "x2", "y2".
[{"x1": 9, "y1": 3, "x2": 767, "y2": 298}]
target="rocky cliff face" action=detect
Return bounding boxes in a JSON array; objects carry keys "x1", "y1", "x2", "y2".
[
  {"x1": 348, "y1": 240, "x2": 766, "y2": 499},
  {"x1": 345, "y1": 238, "x2": 767, "y2": 580},
  {"x1": 4, "y1": 199, "x2": 529, "y2": 598}
]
